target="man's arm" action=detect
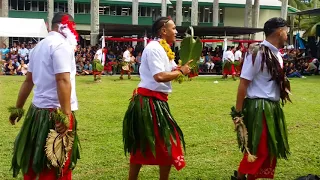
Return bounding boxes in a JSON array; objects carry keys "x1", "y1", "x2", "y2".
[
  {"x1": 235, "y1": 78, "x2": 251, "y2": 112},
  {"x1": 56, "y1": 73, "x2": 72, "y2": 115},
  {"x1": 153, "y1": 70, "x2": 182, "y2": 82},
  {"x1": 15, "y1": 72, "x2": 34, "y2": 108},
  {"x1": 153, "y1": 60, "x2": 193, "y2": 82},
  {"x1": 52, "y1": 44, "x2": 73, "y2": 116}
]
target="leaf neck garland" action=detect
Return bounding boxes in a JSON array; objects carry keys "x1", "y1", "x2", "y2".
[{"x1": 159, "y1": 39, "x2": 175, "y2": 61}]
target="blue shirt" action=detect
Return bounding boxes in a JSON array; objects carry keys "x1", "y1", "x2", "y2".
[
  {"x1": 0, "y1": 48, "x2": 9, "y2": 59},
  {"x1": 84, "y1": 64, "x2": 92, "y2": 71}
]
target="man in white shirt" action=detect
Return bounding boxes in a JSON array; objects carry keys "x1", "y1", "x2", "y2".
[
  {"x1": 18, "y1": 43, "x2": 30, "y2": 64},
  {"x1": 222, "y1": 46, "x2": 236, "y2": 80},
  {"x1": 122, "y1": 17, "x2": 192, "y2": 180},
  {"x1": 234, "y1": 46, "x2": 243, "y2": 76},
  {"x1": 231, "y1": 17, "x2": 290, "y2": 180},
  {"x1": 120, "y1": 46, "x2": 133, "y2": 80},
  {"x1": 8, "y1": 12, "x2": 80, "y2": 180},
  {"x1": 92, "y1": 47, "x2": 105, "y2": 82}
]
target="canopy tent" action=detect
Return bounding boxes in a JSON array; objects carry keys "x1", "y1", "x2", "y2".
[{"x1": 0, "y1": 17, "x2": 48, "y2": 38}]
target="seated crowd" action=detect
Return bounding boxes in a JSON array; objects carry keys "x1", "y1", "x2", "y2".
[
  {"x1": 1, "y1": 41, "x2": 319, "y2": 77},
  {"x1": 0, "y1": 42, "x2": 34, "y2": 75},
  {"x1": 282, "y1": 49, "x2": 320, "y2": 78}
]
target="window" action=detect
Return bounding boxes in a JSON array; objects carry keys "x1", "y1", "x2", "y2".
[
  {"x1": 219, "y1": 8, "x2": 224, "y2": 23},
  {"x1": 111, "y1": 6, "x2": 116, "y2": 15},
  {"x1": 84, "y1": 4, "x2": 90, "y2": 13},
  {"x1": 203, "y1": 7, "x2": 210, "y2": 23},
  {"x1": 18, "y1": 0, "x2": 25, "y2": 10},
  {"x1": 10, "y1": 0, "x2": 18, "y2": 10},
  {"x1": 54, "y1": 2, "x2": 58, "y2": 12},
  {"x1": 121, "y1": 7, "x2": 130, "y2": 16},
  {"x1": 31, "y1": 0, "x2": 37, "y2": 11},
  {"x1": 140, "y1": 7, "x2": 147, "y2": 16},
  {"x1": 182, "y1": 6, "x2": 191, "y2": 22},
  {"x1": 167, "y1": 5, "x2": 175, "y2": 19},
  {"x1": 25, "y1": 0, "x2": 31, "y2": 10},
  {"x1": 116, "y1": 6, "x2": 121, "y2": 15},
  {"x1": 78, "y1": 3, "x2": 85, "y2": 13},
  {"x1": 151, "y1": 7, "x2": 161, "y2": 20},
  {"x1": 146, "y1": 7, "x2": 151, "y2": 17},
  {"x1": 38, "y1": 1, "x2": 45, "y2": 11}
]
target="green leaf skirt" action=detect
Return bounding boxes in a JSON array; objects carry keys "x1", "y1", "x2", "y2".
[
  {"x1": 123, "y1": 93, "x2": 186, "y2": 159},
  {"x1": 92, "y1": 59, "x2": 104, "y2": 72},
  {"x1": 11, "y1": 104, "x2": 80, "y2": 177},
  {"x1": 242, "y1": 98, "x2": 290, "y2": 159}
]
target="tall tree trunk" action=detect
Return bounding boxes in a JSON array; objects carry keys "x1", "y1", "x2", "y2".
[
  {"x1": 244, "y1": 0, "x2": 252, "y2": 27},
  {"x1": 252, "y1": 0, "x2": 259, "y2": 28},
  {"x1": 281, "y1": 0, "x2": 288, "y2": 20},
  {"x1": 90, "y1": 0, "x2": 99, "y2": 46},
  {"x1": 161, "y1": 0, "x2": 167, "y2": 17},
  {"x1": 176, "y1": 0, "x2": 182, "y2": 26},
  {"x1": 314, "y1": 0, "x2": 318, "y2": 9},
  {"x1": 1, "y1": 0, "x2": 8, "y2": 17},
  {"x1": 213, "y1": 0, "x2": 219, "y2": 27},
  {"x1": 252, "y1": 0, "x2": 259, "y2": 39},
  {"x1": 1, "y1": 0, "x2": 9, "y2": 45},
  {"x1": 68, "y1": 0, "x2": 74, "y2": 18},
  {"x1": 47, "y1": 0, "x2": 54, "y2": 31},
  {"x1": 191, "y1": 0, "x2": 198, "y2": 26},
  {"x1": 132, "y1": 0, "x2": 139, "y2": 25}
]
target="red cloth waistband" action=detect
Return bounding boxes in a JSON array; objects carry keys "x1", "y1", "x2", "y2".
[{"x1": 135, "y1": 87, "x2": 168, "y2": 102}]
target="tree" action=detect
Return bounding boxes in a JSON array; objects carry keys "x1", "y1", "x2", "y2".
[{"x1": 244, "y1": 0, "x2": 252, "y2": 27}]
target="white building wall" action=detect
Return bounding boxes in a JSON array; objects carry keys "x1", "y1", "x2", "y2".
[{"x1": 224, "y1": 7, "x2": 282, "y2": 40}]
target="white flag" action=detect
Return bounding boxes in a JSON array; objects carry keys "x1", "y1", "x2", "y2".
[{"x1": 101, "y1": 31, "x2": 106, "y2": 65}]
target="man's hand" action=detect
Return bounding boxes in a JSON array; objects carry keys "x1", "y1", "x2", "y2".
[
  {"x1": 180, "y1": 60, "x2": 193, "y2": 75},
  {"x1": 9, "y1": 113, "x2": 22, "y2": 125},
  {"x1": 55, "y1": 122, "x2": 68, "y2": 134}
]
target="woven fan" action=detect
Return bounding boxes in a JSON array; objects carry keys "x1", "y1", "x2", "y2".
[{"x1": 45, "y1": 130, "x2": 74, "y2": 169}]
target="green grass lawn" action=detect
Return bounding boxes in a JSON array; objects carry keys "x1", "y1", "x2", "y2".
[{"x1": 0, "y1": 75, "x2": 320, "y2": 180}]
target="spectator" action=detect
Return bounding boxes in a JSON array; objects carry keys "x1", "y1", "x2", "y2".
[
  {"x1": 0, "y1": 43, "x2": 10, "y2": 59},
  {"x1": 76, "y1": 61, "x2": 84, "y2": 75},
  {"x1": 198, "y1": 52, "x2": 206, "y2": 72},
  {"x1": 18, "y1": 44, "x2": 29, "y2": 64},
  {"x1": 135, "y1": 52, "x2": 142, "y2": 73},
  {"x1": 10, "y1": 42, "x2": 18, "y2": 53},
  {"x1": 17, "y1": 60, "x2": 28, "y2": 75},
  {"x1": 10, "y1": 51, "x2": 18, "y2": 61},
  {"x1": 205, "y1": 53, "x2": 215, "y2": 73},
  {"x1": 14, "y1": 58, "x2": 20, "y2": 67},
  {"x1": 286, "y1": 62, "x2": 304, "y2": 78},
  {"x1": 5, "y1": 59, "x2": 17, "y2": 75},
  {"x1": 83, "y1": 60, "x2": 92, "y2": 75}
]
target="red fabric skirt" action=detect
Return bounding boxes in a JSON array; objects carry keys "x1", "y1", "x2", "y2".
[
  {"x1": 130, "y1": 88, "x2": 186, "y2": 171},
  {"x1": 238, "y1": 115, "x2": 277, "y2": 180},
  {"x1": 93, "y1": 70, "x2": 102, "y2": 75},
  {"x1": 223, "y1": 64, "x2": 236, "y2": 75}
]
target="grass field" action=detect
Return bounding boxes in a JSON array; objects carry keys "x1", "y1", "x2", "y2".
[{"x1": 0, "y1": 75, "x2": 320, "y2": 180}]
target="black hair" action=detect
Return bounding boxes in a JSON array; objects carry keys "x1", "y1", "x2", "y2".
[
  {"x1": 236, "y1": 46, "x2": 241, "y2": 50},
  {"x1": 52, "y1": 12, "x2": 74, "y2": 28},
  {"x1": 263, "y1": 17, "x2": 287, "y2": 37},
  {"x1": 152, "y1": 17, "x2": 171, "y2": 38}
]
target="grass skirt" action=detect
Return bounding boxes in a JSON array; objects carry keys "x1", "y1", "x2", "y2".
[
  {"x1": 123, "y1": 88, "x2": 186, "y2": 170},
  {"x1": 11, "y1": 104, "x2": 80, "y2": 177},
  {"x1": 242, "y1": 98, "x2": 289, "y2": 159},
  {"x1": 92, "y1": 59, "x2": 104, "y2": 72}
]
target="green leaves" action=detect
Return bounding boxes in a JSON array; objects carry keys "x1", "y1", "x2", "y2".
[{"x1": 179, "y1": 26, "x2": 203, "y2": 67}]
